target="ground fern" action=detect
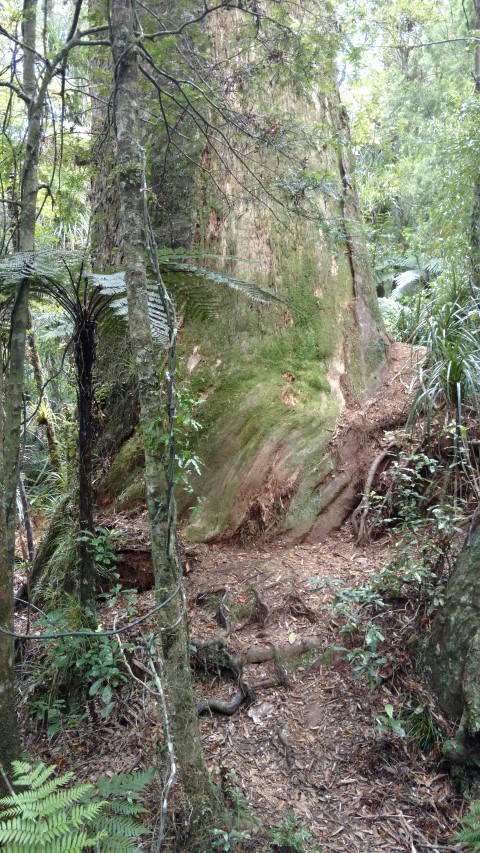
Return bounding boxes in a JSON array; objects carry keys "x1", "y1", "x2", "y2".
[
  {"x1": 0, "y1": 761, "x2": 153, "y2": 852},
  {"x1": 455, "y1": 799, "x2": 480, "y2": 850}
]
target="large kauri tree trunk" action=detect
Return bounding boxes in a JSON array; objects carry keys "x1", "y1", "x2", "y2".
[{"x1": 178, "y1": 12, "x2": 387, "y2": 544}]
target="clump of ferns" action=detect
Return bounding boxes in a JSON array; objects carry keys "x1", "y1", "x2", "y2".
[
  {"x1": 34, "y1": 523, "x2": 79, "y2": 610},
  {"x1": 0, "y1": 760, "x2": 153, "y2": 852}
]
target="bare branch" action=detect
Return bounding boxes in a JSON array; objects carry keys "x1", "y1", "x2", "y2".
[{"x1": 0, "y1": 81, "x2": 28, "y2": 105}]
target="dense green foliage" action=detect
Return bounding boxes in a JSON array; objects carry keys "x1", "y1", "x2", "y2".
[{"x1": 342, "y1": 0, "x2": 479, "y2": 289}]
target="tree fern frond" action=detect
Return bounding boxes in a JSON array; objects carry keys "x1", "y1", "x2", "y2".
[
  {"x1": 90, "y1": 271, "x2": 170, "y2": 344},
  {"x1": 160, "y1": 257, "x2": 282, "y2": 304},
  {"x1": 0, "y1": 248, "x2": 280, "y2": 345}
]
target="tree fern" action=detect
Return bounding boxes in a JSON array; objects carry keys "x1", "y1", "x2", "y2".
[
  {"x1": 0, "y1": 249, "x2": 282, "y2": 343},
  {"x1": 455, "y1": 799, "x2": 480, "y2": 850},
  {"x1": 0, "y1": 761, "x2": 153, "y2": 853}
]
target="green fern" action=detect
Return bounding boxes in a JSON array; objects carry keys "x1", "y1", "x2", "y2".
[
  {"x1": 0, "y1": 249, "x2": 282, "y2": 340},
  {"x1": 455, "y1": 799, "x2": 480, "y2": 850},
  {"x1": 0, "y1": 761, "x2": 153, "y2": 853}
]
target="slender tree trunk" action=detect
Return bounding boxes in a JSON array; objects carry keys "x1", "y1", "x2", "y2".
[
  {"x1": 74, "y1": 314, "x2": 97, "y2": 620},
  {"x1": 471, "y1": 0, "x2": 480, "y2": 288},
  {"x1": 110, "y1": 0, "x2": 222, "y2": 834},
  {"x1": 422, "y1": 514, "x2": 480, "y2": 759},
  {"x1": 18, "y1": 476, "x2": 34, "y2": 562},
  {"x1": 27, "y1": 310, "x2": 61, "y2": 473},
  {"x1": 0, "y1": 345, "x2": 20, "y2": 778},
  {"x1": 0, "y1": 0, "x2": 40, "y2": 771}
]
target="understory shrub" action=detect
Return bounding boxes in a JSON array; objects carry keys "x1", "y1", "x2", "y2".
[{"x1": 24, "y1": 591, "x2": 139, "y2": 730}]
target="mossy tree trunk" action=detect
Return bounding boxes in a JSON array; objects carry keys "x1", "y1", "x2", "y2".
[
  {"x1": 0, "y1": 0, "x2": 41, "y2": 772},
  {"x1": 470, "y1": 0, "x2": 480, "y2": 288},
  {"x1": 179, "y1": 11, "x2": 387, "y2": 544},
  {"x1": 0, "y1": 344, "x2": 20, "y2": 778},
  {"x1": 110, "y1": 0, "x2": 222, "y2": 833},
  {"x1": 423, "y1": 516, "x2": 480, "y2": 746}
]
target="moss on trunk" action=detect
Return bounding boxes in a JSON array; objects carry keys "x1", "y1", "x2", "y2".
[{"x1": 421, "y1": 517, "x2": 480, "y2": 734}]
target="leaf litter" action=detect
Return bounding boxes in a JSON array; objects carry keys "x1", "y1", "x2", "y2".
[{"x1": 17, "y1": 527, "x2": 466, "y2": 851}]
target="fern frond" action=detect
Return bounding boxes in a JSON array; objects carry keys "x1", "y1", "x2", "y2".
[
  {"x1": 96, "y1": 768, "x2": 154, "y2": 797},
  {"x1": 0, "y1": 761, "x2": 152, "y2": 853},
  {"x1": 104, "y1": 800, "x2": 146, "y2": 816},
  {"x1": 97, "y1": 813, "x2": 150, "y2": 839},
  {"x1": 90, "y1": 271, "x2": 170, "y2": 345},
  {"x1": 161, "y1": 258, "x2": 281, "y2": 303},
  {"x1": 455, "y1": 798, "x2": 480, "y2": 850},
  {"x1": 4, "y1": 783, "x2": 94, "y2": 817},
  {"x1": 1, "y1": 775, "x2": 81, "y2": 810}
]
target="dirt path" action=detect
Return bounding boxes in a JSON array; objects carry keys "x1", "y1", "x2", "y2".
[
  {"x1": 187, "y1": 532, "x2": 462, "y2": 852},
  {"x1": 19, "y1": 528, "x2": 464, "y2": 852}
]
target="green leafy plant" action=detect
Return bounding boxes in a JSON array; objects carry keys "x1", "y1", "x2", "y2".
[
  {"x1": 76, "y1": 526, "x2": 124, "y2": 582},
  {"x1": 25, "y1": 605, "x2": 132, "y2": 724},
  {"x1": 27, "y1": 698, "x2": 68, "y2": 737},
  {"x1": 0, "y1": 760, "x2": 152, "y2": 852},
  {"x1": 376, "y1": 703, "x2": 406, "y2": 738},
  {"x1": 407, "y1": 274, "x2": 480, "y2": 436},
  {"x1": 339, "y1": 622, "x2": 387, "y2": 689},
  {"x1": 268, "y1": 812, "x2": 322, "y2": 852},
  {"x1": 210, "y1": 828, "x2": 251, "y2": 851}
]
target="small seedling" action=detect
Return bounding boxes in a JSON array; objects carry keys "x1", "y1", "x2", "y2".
[
  {"x1": 210, "y1": 828, "x2": 251, "y2": 851},
  {"x1": 376, "y1": 703, "x2": 406, "y2": 737}
]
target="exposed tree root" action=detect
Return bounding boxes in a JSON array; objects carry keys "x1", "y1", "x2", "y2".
[
  {"x1": 285, "y1": 591, "x2": 317, "y2": 623},
  {"x1": 236, "y1": 585, "x2": 270, "y2": 631},
  {"x1": 192, "y1": 635, "x2": 324, "y2": 715},
  {"x1": 242, "y1": 635, "x2": 324, "y2": 664},
  {"x1": 351, "y1": 444, "x2": 398, "y2": 543},
  {"x1": 197, "y1": 682, "x2": 256, "y2": 716}
]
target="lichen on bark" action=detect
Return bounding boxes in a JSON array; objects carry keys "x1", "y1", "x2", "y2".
[{"x1": 422, "y1": 516, "x2": 480, "y2": 762}]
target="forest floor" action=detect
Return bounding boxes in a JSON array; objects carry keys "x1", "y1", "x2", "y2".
[{"x1": 17, "y1": 525, "x2": 467, "y2": 852}]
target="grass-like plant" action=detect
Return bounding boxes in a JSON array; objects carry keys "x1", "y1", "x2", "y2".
[{"x1": 408, "y1": 274, "x2": 480, "y2": 426}]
